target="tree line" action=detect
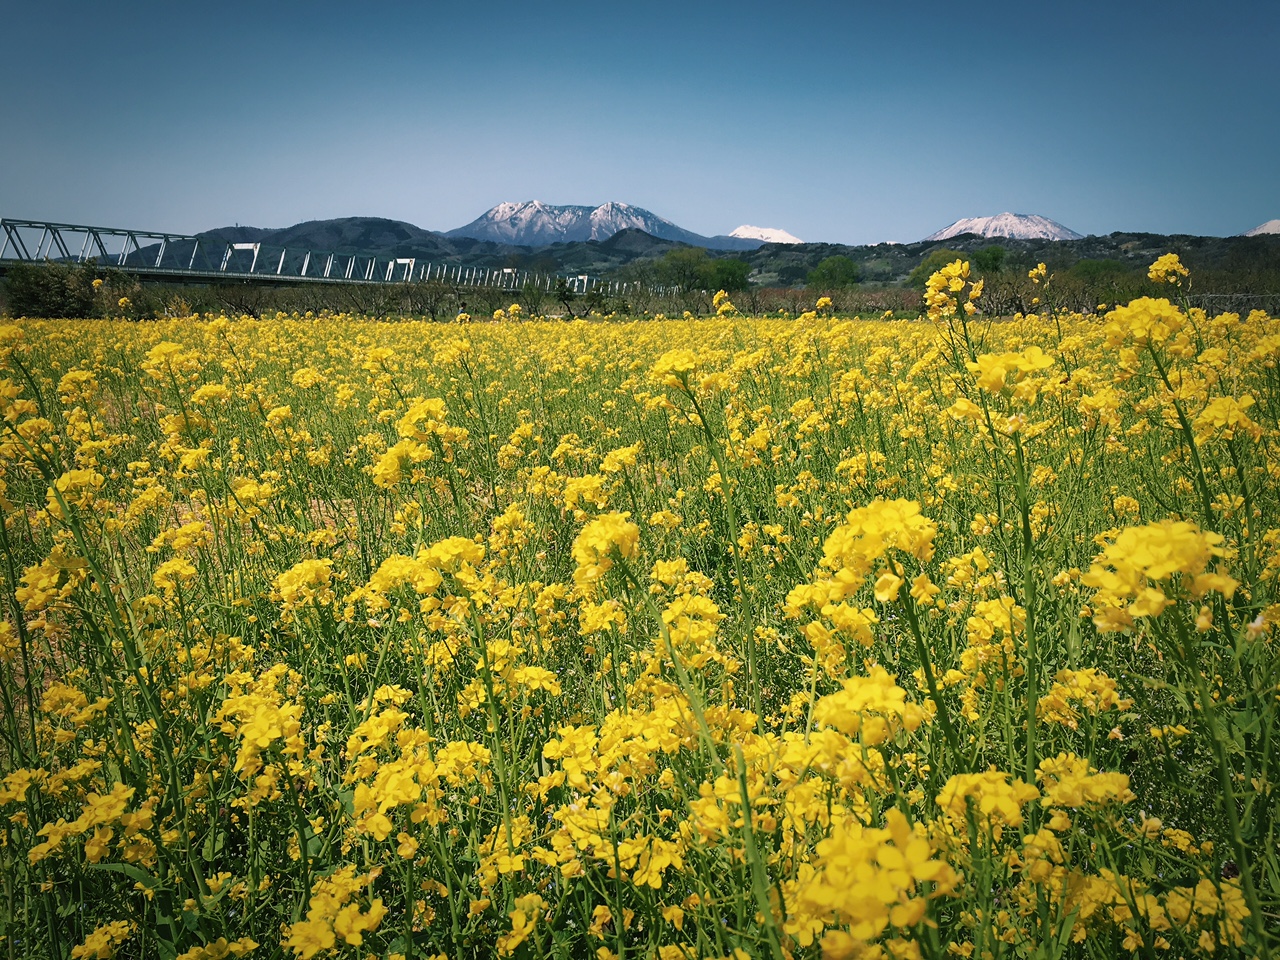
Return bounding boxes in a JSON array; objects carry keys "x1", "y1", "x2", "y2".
[{"x1": 5, "y1": 243, "x2": 1279, "y2": 320}]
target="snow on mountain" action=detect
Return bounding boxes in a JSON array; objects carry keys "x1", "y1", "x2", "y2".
[
  {"x1": 1243, "y1": 219, "x2": 1280, "y2": 236},
  {"x1": 447, "y1": 201, "x2": 712, "y2": 246},
  {"x1": 445, "y1": 201, "x2": 593, "y2": 245},
  {"x1": 588, "y1": 201, "x2": 691, "y2": 241},
  {"x1": 729, "y1": 225, "x2": 803, "y2": 244},
  {"x1": 924, "y1": 212, "x2": 1084, "y2": 242}
]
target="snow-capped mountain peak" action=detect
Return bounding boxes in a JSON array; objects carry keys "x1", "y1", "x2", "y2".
[
  {"x1": 924, "y1": 212, "x2": 1083, "y2": 242},
  {"x1": 1243, "y1": 219, "x2": 1280, "y2": 236},
  {"x1": 445, "y1": 201, "x2": 765, "y2": 249},
  {"x1": 448, "y1": 201, "x2": 700, "y2": 246},
  {"x1": 729, "y1": 225, "x2": 803, "y2": 244},
  {"x1": 588, "y1": 202, "x2": 682, "y2": 239}
]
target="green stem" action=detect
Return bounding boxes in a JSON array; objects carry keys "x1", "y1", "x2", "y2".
[
  {"x1": 685, "y1": 386, "x2": 760, "y2": 717},
  {"x1": 1011, "y1": 434, "x2": 1040, "y2": 784},
  {"x1": 1176, "y1": 620, "x2": 1272, "y2": 959},
  {"x1": 898, "y1": 571, "x2": 962, "y2": 769}
]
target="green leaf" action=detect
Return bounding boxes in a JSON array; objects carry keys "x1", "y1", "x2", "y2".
[{"x1": 85, "y1": 860, "x2": 157, "y2": 888}]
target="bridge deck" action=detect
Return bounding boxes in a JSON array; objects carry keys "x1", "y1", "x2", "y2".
[{"x1": 1, "y1": 218, "x2": 627, "y2": 294}]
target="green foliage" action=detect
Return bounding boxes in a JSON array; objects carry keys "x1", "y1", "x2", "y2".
[
  {"x1": 2, "y1": 261, "x2": 100, "y2": 318},
  {"x1": 654, "y1": 248, "x2": 712, "y2": 290},
  {"x1": 805, "y1": 255, "x2": 860, "y2": 289},
  {"x1": 774, "y1": 263, "x2": 809, "y2": 287},
  {"x1": 706, "y1": 257, "x2": 751, "y2": 292},
  {"x1": 504, "y1": 252, "x2": 560, "y2": 274},
  {"x1": 655, "y1": 248, "x2": 751, "y2": 293},
  {"x1": 907, "y1": 248, "x2": 967, "y2": 289},
  {"x1": 971, "y1": 245, "x2": 1007, "y2": 275},
  {"x1": 1069, "y1": 258, "x2": 1133, "y2": 281}
]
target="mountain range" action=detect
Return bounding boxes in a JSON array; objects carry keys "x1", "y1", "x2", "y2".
[
  {"x1": 185, "y1": 204, "x2": 1280, "y2": 264},
  {"x1": 445, "y1": 201, "x2": 770, "y2": 250},
  {"x1": 199, "y1": 205, "x2": 1090, "y2": 259},
  {"x1": 151, "y1": 218, "x2": 1277, "y2": 292},
  {"x1": 101, "y1": 201, "x2": 1280, "y2": 289}
]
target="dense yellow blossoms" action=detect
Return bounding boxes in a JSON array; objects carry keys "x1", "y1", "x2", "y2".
[
  {"x1": 572, "y1": 511, "x2": 640, "y2": 590},
  {"x1": 2, "y1": 260, "x2": 1277, "y2": 958},
  {"x1": 936, "y1": 769, "x2": 1039, "y2": 838},
  {"x1": 1083, "y1": 520, "x2": 1238, "y2": 632},
  {"x1": 811, "y1": 665, "x2": 929, "y2": 745},
  {"x1": 1103, "y1": 296, "x2": 1187, "y2": 348},
  {"x1": 788, "y1": 498, "x2": 938, "y2": 610},
  {"x1": 966, "y1": 345, "x2": 1054, "y2": 394},
  {"x1": 791, "y1": 808, "x2": 956, "y2": 949}
]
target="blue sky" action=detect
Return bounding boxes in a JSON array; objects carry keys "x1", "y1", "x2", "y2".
[{"x1": 3, "y1": 0, "x2": 1276, "y2": 245}]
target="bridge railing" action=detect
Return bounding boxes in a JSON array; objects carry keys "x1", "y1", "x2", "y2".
[{"x1": 0, "y1": 218, "x2": 635, "y2": 296}]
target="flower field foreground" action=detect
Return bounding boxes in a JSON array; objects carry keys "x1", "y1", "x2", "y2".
[{"x1": 2, "y1": 263, "x2": 1278, "y2": 959}]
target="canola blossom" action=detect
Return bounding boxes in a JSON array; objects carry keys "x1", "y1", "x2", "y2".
[{"x1": 0, "y1": 263, "x2": 1278, "y2": 959}]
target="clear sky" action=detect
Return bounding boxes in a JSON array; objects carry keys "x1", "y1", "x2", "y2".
[{"x1": 3, "y1": 0, "x2": 1276, "y2": 245}]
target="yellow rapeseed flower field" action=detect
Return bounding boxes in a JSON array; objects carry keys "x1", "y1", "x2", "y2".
[{"x1": 1, "y1": 259, "x2": 1277, "y2": 959}]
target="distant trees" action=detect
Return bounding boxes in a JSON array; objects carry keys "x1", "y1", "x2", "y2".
[
  {"x1": 971, "y1": 245, "x2": 1007, "y2": 275},
  {"x1": 2, "y1": 261, "x2": 99, "y2": 317},
  {"x1": 653, "y1": 249, "x2": 708, "y2": 291},
  {"x1": 1053, "y1": 259, "x2": 1148, "y2": 312},
  {"x1": 554, "y1": 278, "x2": 579, "y2": 318},
  {"x1": 652, "y1": 248, "x2": 750, "y2": 293},
  {"x1": 706, "y1": 257, "x2": 751, "y2": 293},
  {"x1": 504, "y1": 252, "x2": 560, "y2": 274},
  {"x1": 215, "y1": 281, "x2": 278, "y2": 319},
  {"x1": 625, "y1": 248, "x2": 753, "y2": 312},
  {"x1": 1069, "y1": 258, "x2": 1132, "y2": 282},
  {"x1": 22, "y1": 236, "x2": 1277, "y2": 323},
  {"x1": 806, "y1": 255, "x2": 860, "y2": 289},
  {"x1": 774, "y1": 263, "x2": 809, "y2": 287},
  {"x1": 521, "y1": 279, "x2": 551, "y2": 316}
]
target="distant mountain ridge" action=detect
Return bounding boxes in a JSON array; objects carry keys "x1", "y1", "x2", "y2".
[
  {"x1": 199, "y1": 217, "x2": 464, "y2": 259},
  {"x1": 925, "y1": 213, "x2": 1084, "y2": 242},
  {"x1": 178, "y1": 217, "x2": 1278, "y2": 276},
  {"x1": 445, "y1": 200, "x2": 766, "y2": 251},
  {"x1": 56, "y1": 215, "x2": 1280, "y2": 297},
  {"x1": 1244, "y1": 220, "x2": 1280, "y2": 236},
  {"x1": 178, "y1": 218, "x2": 718, "y2": 273}
]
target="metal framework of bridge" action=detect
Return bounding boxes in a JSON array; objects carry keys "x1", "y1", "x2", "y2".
[{"x1": 0, "y1": 218, "x2": 627, "y2": 296}]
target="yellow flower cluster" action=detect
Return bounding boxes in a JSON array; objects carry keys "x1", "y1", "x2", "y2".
[
  {"x1": 1148, "y1": 252, "x2": 1190, "y2": 284},
  {"x1": 1037, "y1": 668, "x2": 1133, "y2": 728},
  {"x1": 284, "y1": 866, "x2": 387, "y2": 958},
  {"x1": 966, "y1": 345, "x2": 1055, "y2": 394},
  {"x1": 1082, "y1": 520, "x2": 1238, "y2": 632},
  {"x1": 924, "y1": 259, "x2": 983, "y2": 320},
  {"x1": 790, "y1": 808, "x2": 956, "y2": 951},
  {"x1": 1103, "y1": 296, "x2": 1186, "y2": 348},
  {"x1": 571, "y1": 511, "x2": 640, "y2": 591},
  {"x1": 812, "y1": 665, "x2": 929, "y2": 745},
  {"x1": 273, "y1": 557, "x2": 336, "y2": 619}
]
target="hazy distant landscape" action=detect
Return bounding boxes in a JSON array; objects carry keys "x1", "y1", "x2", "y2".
[
  {"x1": 173, "y1": 202, "x2": 1280, "y2": 285},
  {"x1": 5, "y1": 201, "x2": 1278, "y2": 319}
]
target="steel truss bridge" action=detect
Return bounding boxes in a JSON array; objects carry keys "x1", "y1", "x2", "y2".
[{"x1": 0, "y1": 218, "x2": 627, "y2": 296}]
